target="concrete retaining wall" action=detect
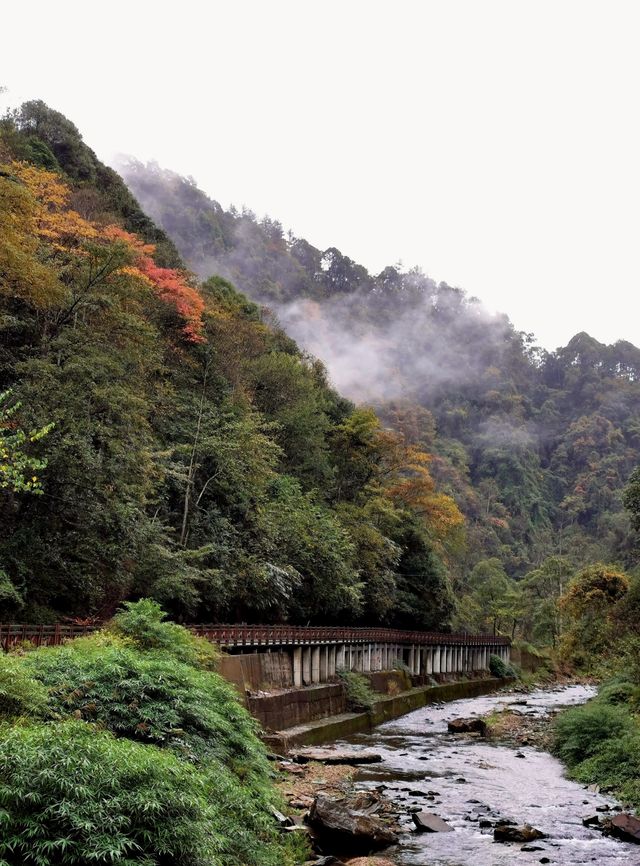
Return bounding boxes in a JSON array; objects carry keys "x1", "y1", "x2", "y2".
[
  {"x1": 247, "y1": 683, "x2": 347, "y2": 730},
  {"x1": 263, "y1": 676, "x2": 513, "y2": 751}
]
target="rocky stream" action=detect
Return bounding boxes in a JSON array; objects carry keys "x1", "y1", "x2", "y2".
[{"x1": 280, "y1": 684, "x2": 640, "y2": 865}]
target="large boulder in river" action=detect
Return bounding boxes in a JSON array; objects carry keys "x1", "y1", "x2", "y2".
[
  {"x1": 347, "y1": 857, "x2": 396, "y2": 866},
  {"x1": 447, "y1": 717, "x2": 488, "y2": 736},
  {"x1": 308, "y1": 793, "x2": 399, "y2": 853},
  {"x1": 493, "y1": 823, "x2": 546, "y2": 843},
  {"x1": 412, "y1": 811, "x2": 454, "y2": 833},
  {"x1": 292, "y1": 748, "x2": 382, "y2": 765},
  {"x1": 606, "y1": 813, "x2": 640, "y2": 844}
]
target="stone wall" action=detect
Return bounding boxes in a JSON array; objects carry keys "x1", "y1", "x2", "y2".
[{"x1": 248, "y1": 683, "x2": 346, "y2": 731}]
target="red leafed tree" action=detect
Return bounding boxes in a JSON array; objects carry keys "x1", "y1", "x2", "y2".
[{"x1": 105, "y1": 226, "x2": 206, "y2": 343}]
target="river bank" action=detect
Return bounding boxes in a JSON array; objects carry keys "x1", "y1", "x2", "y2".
[{"x1": 277, "y1": 682, "x2": 640, "y2": 865}]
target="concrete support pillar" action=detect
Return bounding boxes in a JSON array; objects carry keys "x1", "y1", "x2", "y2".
[
  {"x1": 293, "y1": 647, "x2": 303, "y2": 687},
  {"x1": 336, "y1": 644, "x2": 345, "y2": 672},
  {"x1": 328, "y1": 645, "x2": 336, "y2": 677},
  {"x1": 408, "y1": 645, "x2": 415, "y2": 675},
  {"x1": 364, "y1": 644, "x2": 372, "y2": 672},
  {"x1": 425, "y1": 647, "x2": 433, "y2": 675},
  {"x1": 302, "y1": 647, "x2": 312, "y2": 684},
  {"x1": 311, "y1": 646, "x2": 320, "y2": 683},
  {"x1": 319, "y1": 646, "x2": 328, "y2": 681}
]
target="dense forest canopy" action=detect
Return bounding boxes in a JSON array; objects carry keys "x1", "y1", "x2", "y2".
[
  {"x1": 1, "y1": 99, "x2": 639, "y2": 641},
  {"x1": 0, "y1": 101, "x2": 463, "y2": 629},
  {"x1": 120, "y1": 158, "x2": 640, "y2": 636}
]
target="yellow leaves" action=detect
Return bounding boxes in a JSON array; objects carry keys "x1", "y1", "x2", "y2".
[
  {"x1": 0, "y1": 167, "x2": 64, "y2": 307},
  {"x1": 384, "y1": 442, "x2": 464, "y2": 548},
  {"x1": 10, "y1": 161, "x2": 98, "y2": 247}
]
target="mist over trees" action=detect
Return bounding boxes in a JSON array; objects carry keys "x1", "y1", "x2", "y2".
[
  {"x1": 0, "y1": 101, "x2": 463, "y2": 629},
  {"x1": 121, "y1": 160, "x2": 640, "y2": 620},
  {"x1": 2, "y1": 100, "x2": 639, "y2": 643}
]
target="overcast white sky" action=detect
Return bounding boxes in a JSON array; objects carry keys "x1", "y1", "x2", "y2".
[{"x1": 2, "y1": 0, "x2": 639, "y2": 349}]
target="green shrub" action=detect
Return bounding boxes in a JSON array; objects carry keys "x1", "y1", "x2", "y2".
[
  {"x1": 0, "y1": 653, "x2": 48, "y2": 718},
  {"x1": 0, "y1": 721, "x2": 288, "y2": 866},
  {"x1": 23, "y1": 633, "x2": 269, "y2": 782},
  {"x1": 389, "y1": 656, "x2": 412, "y2": 675},
  {"x1": 597, "y1": 677, "x2": 640, "y2": 707},
  {"x1": 109, "y1": 598, "x2": 219, "y2": 669},
  {"x1": 489, "y1": 653, "x2": 518, "y2": 678},
  {"x1": 553, "y1": 702, "x2": 633, "y2": 766},
  {"x1": 336, "y1": 667, "x2": 376, "y2": 711}
]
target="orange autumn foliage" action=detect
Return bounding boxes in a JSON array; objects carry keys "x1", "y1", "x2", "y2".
[
  {"x1": 5, "y1": 164, "x2": 205, "y2": 342},
  {"x1": 104, "y1": 226, "x2": 205, "y2": 343},
  {"x1": 386, "y1": 446, "x2": 465, "y2": 544},
  {"x1": 10, "y1": 162, "x2": 98, "y2": 249}
]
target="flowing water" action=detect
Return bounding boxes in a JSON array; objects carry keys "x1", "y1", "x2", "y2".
[{"x1": 336, "y1": 684, "x2": 640, "y2": 864}]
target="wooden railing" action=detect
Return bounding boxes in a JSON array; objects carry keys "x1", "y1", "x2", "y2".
[{"x1": 0, "y1": 622, "x2": 509, "y2": 652}]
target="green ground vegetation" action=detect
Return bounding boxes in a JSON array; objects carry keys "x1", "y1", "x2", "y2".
[{"x1": 0, "y1": 600, "x2": 302, "y2": 866}]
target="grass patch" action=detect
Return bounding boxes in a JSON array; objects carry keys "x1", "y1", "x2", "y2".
[{"x1": 336, "y1": 667, "x2": 377, "y2": 711}]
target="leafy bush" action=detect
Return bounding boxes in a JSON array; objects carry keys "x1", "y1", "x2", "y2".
[
  {"x1": 553, "y1": 701, "x2": 633, "y2": 765},
  {"x1": 389, "y1": 656, "x2": 412, "y2": 675},
  {"x1": 597, "y1": 676, "x2": 640, "y2": 707},
  {"x1": 489, "y1": 653, "x2": 518, "y2": 678},
  {"x1": 0, "y1": 721, "x2": 289, "y2": 866},
  {"x1": 23, "y1": 633, "x2": 268, "y2": 781},
  {"x1": 336, "y1": 667, "x2": 376, "y2": 711},
  {"x1": 0, "y1": 653, "x2": 48, "y2": 718},
  {"x1": 109, "y1": 598, "x2": 219, "y2": 669}
]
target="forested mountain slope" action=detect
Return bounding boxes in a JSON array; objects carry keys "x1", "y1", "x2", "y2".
[
  {"x1": 0, "y1": 101, "x2": 463, "y2": 629},
  {"x1": 121, "y1": 160, "x2": 640, "y2": 606}
]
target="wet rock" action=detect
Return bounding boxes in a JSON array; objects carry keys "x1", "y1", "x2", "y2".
[
  {"x1": 308, "y1": 793, "x2": 399, "y2": 853},
  {"x1": 347, "y1": 857, "x2": 395, "y2": 866},
  {"x1": 582, "y1": 814, "x2": 602, "y2": 827},
  {"x1": 606, "y1": 813, "x2": 640, "y2": 844},
  {"x1": 515, "y1": 752, "x2": 526, "y2": 758},
  {"x1": 412, "y1": 811, "x2": 454, "y2": 833},
  {"x1": 279, "y1": 761, "x2": 306, "y2": 776},
  {"x1": 520, "y1": 845, "x2": 545, "y2": 851},
  {"x1": 312, "y1": 857, "x2": 346, "y2": 866},
  {"x1": 270, "y1": 806, "x2": 294, "y2": 827},
  {"x1": 493, "y1": 823, "x2": 546, "y2": 843},
  {"x1": 292, "y1": 749, "x2": 382, "y2": 765},
  {"x1": 447, "y1": 717, "x2": 488, "y2": 736},
  {"x1": 289, "y1": 795, "x2": 314, "y2": 809}
]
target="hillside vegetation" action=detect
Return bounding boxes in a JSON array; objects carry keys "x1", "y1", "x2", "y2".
[
  {"x1": 0, "y1": 101, "x2": 463, "y2": 628},
  {"x1": 122, "y1": 158, "x2": 640, "y2": 642}
]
